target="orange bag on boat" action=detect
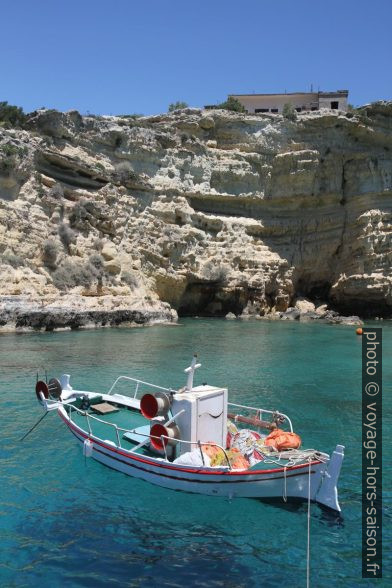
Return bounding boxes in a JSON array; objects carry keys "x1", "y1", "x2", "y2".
[
  {"x1": 201, "y1": 443, "x2": 222, "y2": 460},
  {"x1": 264, "y1": 429, "x2": 301, "y2": 451},
  {"x1": 201, "y1": 444, "x2": 249, "y2": 469},
  {"x1": 228, "y1": 448, "x2": 250, "y2": 470}
]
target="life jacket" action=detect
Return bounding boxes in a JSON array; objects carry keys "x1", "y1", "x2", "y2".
[{"x1": 264, "y1": 428, "x2": 302, "y2": 451}]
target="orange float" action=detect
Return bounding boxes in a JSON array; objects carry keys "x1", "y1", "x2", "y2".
[
  {"x1": 265, "y1": 428, "x2": 302, "y2": 451},
  {"x1": 356, "y1": 328, "x2": 363, "y2": 335}
]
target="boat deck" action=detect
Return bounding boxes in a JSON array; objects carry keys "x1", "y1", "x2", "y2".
[{"x1": 69, "y1": 404, "x2": 152, "y2": 455}]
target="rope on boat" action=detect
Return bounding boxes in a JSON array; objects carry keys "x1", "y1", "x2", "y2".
[
  {"x1": 263, "y1": 448, "x2": 329, "y2": 468},
  {"x1": 306, "y1": 458, "x2": 311, "y2": 588},
  {"x1": 273, "y1": 453, "x2": 316, "y2": 587},
  {"x1": 275, "y1": 453, "x2": 313, "y2": 586}
]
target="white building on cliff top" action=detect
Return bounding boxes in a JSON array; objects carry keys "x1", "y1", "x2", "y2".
[{"x1": 229, "y1": 90, "x2": 349, "y2": 114}]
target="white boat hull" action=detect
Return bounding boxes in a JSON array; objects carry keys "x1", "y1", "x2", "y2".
[{"x1": 59, "y1": 407, "x2": 341, "y2": 508}]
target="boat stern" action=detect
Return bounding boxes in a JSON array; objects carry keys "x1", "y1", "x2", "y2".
[{"x1": 315, "y1": 444, "x2": 345, "y2": 512}]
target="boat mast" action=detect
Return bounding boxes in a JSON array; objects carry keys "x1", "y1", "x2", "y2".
[{"x1": 184, "y1": 354, "x2": 201, "y2": 391}]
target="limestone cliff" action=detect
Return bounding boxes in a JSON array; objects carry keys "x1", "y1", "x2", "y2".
[{"x1": 0, "y1": 103, "x2": 391, "y2": 330}]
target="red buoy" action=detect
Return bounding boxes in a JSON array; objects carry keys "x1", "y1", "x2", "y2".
[{"x1": 356, "y1": 328, "x2": 363, "y2": 335}]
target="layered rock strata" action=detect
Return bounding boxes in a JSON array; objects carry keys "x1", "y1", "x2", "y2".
[{"x1": 0, "y1": 103, "x2": 391, "y2": 330}]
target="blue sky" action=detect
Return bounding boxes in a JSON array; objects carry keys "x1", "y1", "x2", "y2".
[{"x1": 1, "y1": 0, "x2": 391, "y2": 115}]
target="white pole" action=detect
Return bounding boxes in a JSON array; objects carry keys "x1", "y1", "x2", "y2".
[{"x1": 184, "y1": 354, "x2": 201, "y2": 391}]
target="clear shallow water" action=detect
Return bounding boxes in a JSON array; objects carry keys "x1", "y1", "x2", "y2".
[{"x1": 1, "y1": 319, "x2": 391, "y2": 587}]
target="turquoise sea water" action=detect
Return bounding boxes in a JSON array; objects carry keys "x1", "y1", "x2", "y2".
[{"x1": 1, "y1": 319, "x2": 391, "y2": 587}]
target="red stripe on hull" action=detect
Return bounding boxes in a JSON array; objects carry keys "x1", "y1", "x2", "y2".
[{"x1": 58, "y1": 409, "x2": 322, "y2": 477}]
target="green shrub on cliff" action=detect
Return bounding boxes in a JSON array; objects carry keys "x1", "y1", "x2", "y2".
[
  {"x1": 69, "y1": 199, "x2": 89, "y2": 228},
  {"x1": 52, "y1": 259, "x2": 97, "y2": 291},
  {"x1": 42, "y1": 239, "x2": 58, "y2": 269},
  {"x1": 282, "y1": 103, "x2": 297, "y2": 121},
  {"x1": 0, "y1": 143, "x2": 27, "y2": 157},
  {"x1": 1, "y1": 250, "x2": 25, "y2": 268},
  {"x1": 58, "y1": 222, "x2": 76, "y2": 253},
  {"x1": 168, "y1": 101, "x2": 188, "y2": 112},
  {"x1": 0, "y1": 143, "x2": 28, "y2": 175},
  {"x1": 201, "y1": 260, "x2": 229, "y2": 284},
  {"x1": 217, "y1": 97, "x2": 246, "y2": 113},
  {"x1": 113, "y1": 161, "x2": 138, "y2": 185},
  {"x1": 88, "y1": 253, "x2": 105, "y2": 277},
  {"x1": 0, "y1": 101, "x2": 26, "y2": 127},
  {"x1": 122, "y1": 270, "x2": 139, "y2": 289},
  {"x1": 49, "y1": 183, "x2": 64, "y2": 199}
]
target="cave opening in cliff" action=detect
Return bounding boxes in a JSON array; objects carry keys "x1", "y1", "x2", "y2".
[
  {"x1": 295, "y1": 278, "x2": 332, "y2": 304},
  {"x1": 177, "y1": 283, "x2": 245, "y2": 317},
  {"x1": 331, "y1": 298, "x2": 392, "y2": 319}
]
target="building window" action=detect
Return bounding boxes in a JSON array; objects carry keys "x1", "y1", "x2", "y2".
[
  {"x1": 271, "y1": 108, "x2": 278, "y2": 113},
  {"x1": 331, "y1": 101, "x2": 339, "y2": 109},
  {"x1": 255, "y1": 108, "x2": 269, "y2": 113},
  {"x1": 295, "y1": 107, "x2": 302, "y2": 112},
  {"x1": 311, "y1": 107, "x2": 318, "y2": 111}
]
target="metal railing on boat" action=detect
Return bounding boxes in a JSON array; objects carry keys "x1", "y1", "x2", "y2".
[
  {"x1": 228, "y1": 402, "x2": 293, "y2": 432},
  {"x1": 107, "y1": 375, "x2": 174, "y2": 398},
  {"x1": 105, "y1": 377, "x2": 292, "y2": 433},
  {"x1": 65, "y1": 403, "x2": 233, "y2": 469}
]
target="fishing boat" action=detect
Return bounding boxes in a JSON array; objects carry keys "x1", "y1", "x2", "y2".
[{"x1": 33, "y1": 355, "x2": 344, "y2": 512}]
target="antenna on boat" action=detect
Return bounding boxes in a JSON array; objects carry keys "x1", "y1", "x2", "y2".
[{"x1": 184, "y1": 354, "x2": 201, "y2": 391}]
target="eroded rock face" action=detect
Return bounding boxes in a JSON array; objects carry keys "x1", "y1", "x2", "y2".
[{"x1": 0, "y1": 104, "x2": 391, "y2": 330}]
